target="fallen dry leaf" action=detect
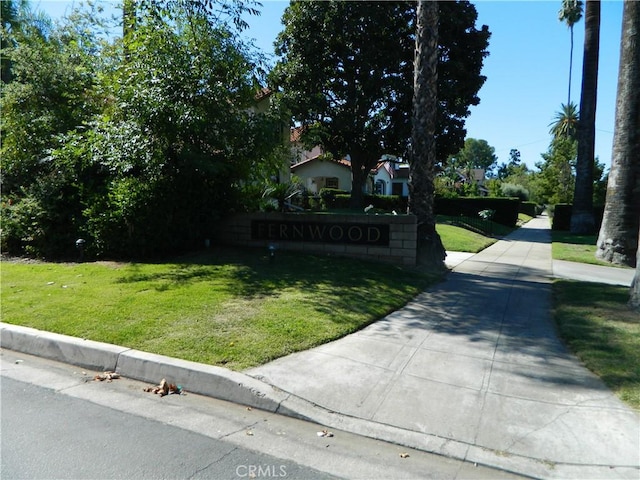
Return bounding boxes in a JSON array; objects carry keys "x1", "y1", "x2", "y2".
[
  {"x1": 143, "y1": 378, "x2": 183, "y2": 396},
  {"x1": 93, "y1": 371, "x2": 120, "y2": 382},
  {"x1": 399, "y1": 453, "x2": 410, "y2": 459},
  {"x1": 317, "y1": 430, "x2": 334, "y2": 438},
  {"x1": 246, "y1": 430, "x2": 254, "y2": 436}
]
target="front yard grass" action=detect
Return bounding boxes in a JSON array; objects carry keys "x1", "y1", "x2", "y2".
[
  {"x1": 553, "y1": 280, "x2": 640, "y2": 410},
  {"x1": 1, "y1": 248, "x2": 440, "y2": 370},
  {"x1": 436, "y1": 223, "x2": 496, "y2": 253}
]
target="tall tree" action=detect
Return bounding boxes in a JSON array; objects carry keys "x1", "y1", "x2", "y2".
[
  {"x1": 548, "y1": 102, "x2": 579, "y2": 140},
  {"x1": 408, "y1": 0, "x2": 445, "y2": 269},
  {"x1": 534, "y1": 136, "x2": 576, "y2": 206},
  {"x1": 558, "y1": 0, "x2": 583, "y2": 106},
  {"x1": 271, "y1": 0, "x2": 490, "y2": 208},
  {"x1": 451, "y1": 138, "x2": 498, "y2": 177},
  {"x1": 596, "y1": 0, "x2": 640, "y2": 267},
  {"x1": 570, "y1": 0, "x2": 600, "y2": 234}
]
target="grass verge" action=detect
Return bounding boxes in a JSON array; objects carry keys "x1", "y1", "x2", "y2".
[
  {"x1": 2, "y1": 248, "x2": 440, "y2": 370},
  {"x1": 553, "y1": 280, "x2": 640, "y2": 410},
  {"x1": 551, "y1": 231, "x2": 632, "y2": 268},
  {"x1": 436, "y1": 224, "x2": 496, "y2": 253}
]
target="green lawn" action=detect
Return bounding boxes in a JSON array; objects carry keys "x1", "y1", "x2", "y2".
[
  {"x1": 436, "y1": 223, "x2": 496, "y2": 253},
  {"x1": 1, "y1": 248, "x2": 440, "y2": 370},
  {"x1": 5, "y1": 216, "x2": 637, "y2": 410},
  {"x1": 1, "y1": 220, "x2": 496, "y2": 370},
  {"x1": 553, "y1": 280, "x2": 640, "y2": 410},
  {"x1": 551, "y1": 231, "x2": 633, "y2": 268},
  {"x1": 551, "y1": 230, "x2": 638, "y2": 410}
]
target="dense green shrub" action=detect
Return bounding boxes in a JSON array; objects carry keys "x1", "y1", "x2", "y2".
[
  {"x1": 519, "y1": 201, "x2": 538, "y2": 217},
  {"x1": 1, "y1": 3, "x2": 285, "y2": 260},
  {"x1": 552, "y1": 204, "x2": 605, "y2": 231},
  {"x1": 434, "y1": 196, "x2": 520, "y2": 227},
  {"x1": 319, "y1": 188, "x2": 349, "y2": 209},
  {"x1": 552, "y1": 204, "x2": 572, "y2": 231},
  {"x1": 366, "y1": 194, "x2": 407, "y2": 212},
  {"x1": 320, "y1": 191, "x2": 408, "y2": 212},
  {"x1": 501, "y1": 183, "x2": 529, "y2": 201},
  {"x1": 0, "y1": 195, "x2": 46, "y2": 256}
]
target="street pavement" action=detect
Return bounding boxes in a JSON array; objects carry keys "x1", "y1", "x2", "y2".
[{"x1": 2, "y1": 215, "x2": 638, "y2": 479}]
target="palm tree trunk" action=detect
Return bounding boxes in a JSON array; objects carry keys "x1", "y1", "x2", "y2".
[
  {"x1": 568, "y1": 24, "x2": 574, "y2": 106},
  {"x1": 596, "y1": 0, "x2": 640, "y2": 267},
  {"x1": 570, "y1": 0, "x2": 600, "y2": 234},
  {"x1": 408, "y1": 0, "x2": 445, "y2": 270}
]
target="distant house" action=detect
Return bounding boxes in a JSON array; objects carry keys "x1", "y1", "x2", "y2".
[
  {"x1": 291, "y1": 155, "x2": 354, "y2": 194},
  {"x1": 442, "y1": 167, "x2": 489, "y2": 196},
  {"x1": 290, "y1": 127, "x2": 412, "y2": 197},
  {"x1": 372, "y1": 160, "x2": 410, "y2": 197}
]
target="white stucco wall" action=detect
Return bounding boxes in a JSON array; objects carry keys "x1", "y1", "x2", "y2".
[{"x1": 292, "y1": 160, "x2": 353, "y2": 193}]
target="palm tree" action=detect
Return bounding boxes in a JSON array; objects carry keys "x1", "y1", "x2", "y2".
[
  {"x1": 558, "y1": 0, "x2": 583, "y2": 106},
  {"x1": 548, "y1": 102, "x2": 579, "y2": 140},
  {"x1": 570, "y1": 0, "x2": 600, "y2": 234},
  {"x1": 407, "y1": 0, "x2": 445, "y2": 269},
  {"x1": 596, "y1": 0, "x2": 640, "y2": 269}
]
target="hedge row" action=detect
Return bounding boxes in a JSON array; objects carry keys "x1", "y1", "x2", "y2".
[
  {"x1": 551, "y1": 204, "x2": 605, "y2": 231},
  {"x1": 320, "y1": 189, "x2": 408, "y2": 211},
  {"x1": 519, "y1": 201, "x2": 538, "y2": 217},
  {"x1": 434, "y1": 197, "x2": 520, "y2": 227},
  {"x1": 318, "y1": 189, "x2": 522, "y2": 227}
]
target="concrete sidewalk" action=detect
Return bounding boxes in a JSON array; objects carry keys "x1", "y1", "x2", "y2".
[
  {"x1": 2, "y1": 216, "x2": 639, "y2": 479},
  {"x1": 553, "y1": 259, "x2": 634, "y2": 286},
  {"x1": 248, "y1": 216, "x2": 640, "y2": 479}
]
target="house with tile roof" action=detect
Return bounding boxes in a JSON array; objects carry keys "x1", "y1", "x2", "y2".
[
  {"x1": 291, "y1": 154, "x2": 354, "y2": 194},
  {"x1": 372, "y1": 160, "x2": 410, "y2": 197},
  {"x1": 289, "y1": 127, "x2": 410, "y2": 197}
]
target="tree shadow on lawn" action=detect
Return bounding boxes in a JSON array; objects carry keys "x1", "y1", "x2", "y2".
[{"x1": 113, "y1": 246, "x2": 440, "y2": 326}]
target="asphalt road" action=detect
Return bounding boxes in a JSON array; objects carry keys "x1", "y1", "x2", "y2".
[
  {"x1": 0, "y1": 350, "x2": 524, "y2": 480},
  {"x1": 2, "y1": 376, "x2": 336, "y2": 480}
]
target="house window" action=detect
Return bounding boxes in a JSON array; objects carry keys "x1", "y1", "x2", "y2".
[
  {"x1": 325, "y1": 177, "x2": 339, "y2": 189},
  {"x1": 375, "y1": 179, "x2": 386, "y2": 195}
]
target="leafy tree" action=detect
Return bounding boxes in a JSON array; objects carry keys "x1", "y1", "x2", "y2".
[
  {"x1": 271, "y1": 0, "x2": 490, "y2": 208},
  {"x1": 450, "y1": 138, "x2": 498, "y2": 177},
  {"x1": 597, "y1": 0, "x2": 640, "y2": 269},
  {"x1": 1, "y1": 0, "x2": 284, "y2": 258},
  {"x1": 500, "y1": 183, "x2": 529, "y2": 201},
  {"x1": 80, "y1": 2, "x2": 283, "y2": 257},
  {"x1": 534, "y1": 136, "x2": 576, "y2": 206},
  {"x1": 0, "y1": 5, "x2": 102, "y2": 256},
  {"x1": 497, "y1": 148, "x2": 528, "y2": 180},
  {"x1": 558, "y1": 0, "x2": 583, "y2": 106},
  {"x1": 571, "y1": 0, "x2": 601, "y2": 234},
  {"x1": 592, "y1": 157, "x2": 607, "y2": 206},
  {"x1": 409, "y1": 0, "x2": 445, "y2": 270}
]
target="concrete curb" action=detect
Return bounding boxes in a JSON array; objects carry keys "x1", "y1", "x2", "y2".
[
  {"x1": 4, "y1": 323, "x2": 638, "y2": 479},
  {"x1": 0, "y1": 322, "x2": 292, "y2": 414},
  {"x1": 0, "y1": 322, "x2": 548, "y2": 477}
]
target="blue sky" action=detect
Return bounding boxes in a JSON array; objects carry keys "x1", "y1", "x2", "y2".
[{"x1": 36, "y1": 0, "x2": 624, "y2": 171}]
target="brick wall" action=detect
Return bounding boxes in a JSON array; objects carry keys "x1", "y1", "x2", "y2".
[{"x1": 215, "y1": 212, "x2": 418, "y2": 266}]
